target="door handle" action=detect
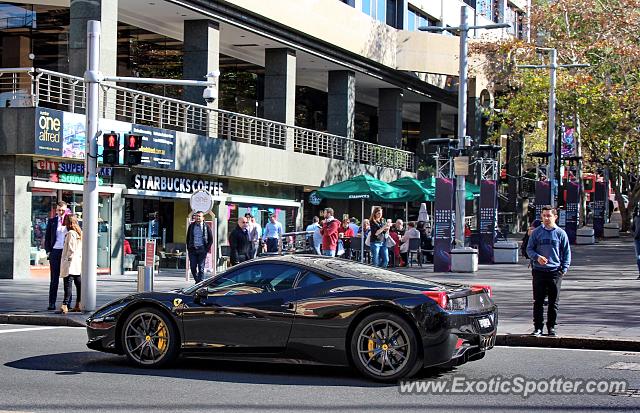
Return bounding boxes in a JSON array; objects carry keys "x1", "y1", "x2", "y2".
[{"x1": 281, "y1": 302, "x2": 294, "y2": 310}]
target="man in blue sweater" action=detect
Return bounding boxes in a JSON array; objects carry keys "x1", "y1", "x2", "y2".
[{"x1": 526, "y1": 205, "x2": 571, "y2": 337}]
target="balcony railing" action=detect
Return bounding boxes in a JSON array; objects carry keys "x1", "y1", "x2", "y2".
[{"x1": 0, "y1": 68, "x2": 415, "y2": 171}]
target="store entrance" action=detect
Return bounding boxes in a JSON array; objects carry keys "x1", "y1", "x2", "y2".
[{"x1": 124, "y1": 197, "x2": 189, "y2": 272}]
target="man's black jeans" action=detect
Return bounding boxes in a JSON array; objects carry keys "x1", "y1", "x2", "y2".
[
  {"x1": 532, "y1": 269, "x2": 563, "y2": 330},
  {"x1": 188, "y1": 247, "x2": 207, "y2": 283},
  {"x1": 48, "y1": 249, "x2": 63, "y2": 307}
]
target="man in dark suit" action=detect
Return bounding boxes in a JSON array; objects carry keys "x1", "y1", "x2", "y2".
[
  {"x1": 44, "y1": 201, "x2": 68, "y2": 310},
  {"x1": 186, "y1": 211, "x2": 214, "y2": 283},
  {"x1": 229, "y1": 216, "x2": 252, "y2": 266}
]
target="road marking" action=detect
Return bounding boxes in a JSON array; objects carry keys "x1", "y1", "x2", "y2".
[
  {"x1": 502, "y1": 346, "x2": 636, "y2": 354},
  {"x1": 0, "y1": 326, "x2": 75, "y2": 334}
]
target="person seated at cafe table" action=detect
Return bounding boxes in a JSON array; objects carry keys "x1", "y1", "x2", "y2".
[{"x1": 338, "y1": 218, "x2": 355, "y2": 259}]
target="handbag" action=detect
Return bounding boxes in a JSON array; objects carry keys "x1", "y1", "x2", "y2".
[
  {"x1": 336, "y1": 239, "x2": 345, "y2": 256},
  {"x1": 385, "y1": 233, "x2": 396, "y2": 248}
]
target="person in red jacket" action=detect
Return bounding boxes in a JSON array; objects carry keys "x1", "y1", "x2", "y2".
[
  {"x1": 338, "y1": 218, "x2": 355, "y2": 259},
  {"x1": 319, "y1": 208, "x2": 341, "y2": 257}
]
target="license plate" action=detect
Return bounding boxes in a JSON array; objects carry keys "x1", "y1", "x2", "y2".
[{"x1": 478, "y1": 317, "x2": 492, "y2": 328}]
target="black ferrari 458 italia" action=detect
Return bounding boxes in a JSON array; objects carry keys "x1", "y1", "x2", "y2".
[{"x1": 86, "y1": 255, "x2": 497, "y2": 381}]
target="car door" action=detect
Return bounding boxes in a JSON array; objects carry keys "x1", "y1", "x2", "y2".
[{"x1": 180, "y1": 263, "x2": 301, "y2": 353}]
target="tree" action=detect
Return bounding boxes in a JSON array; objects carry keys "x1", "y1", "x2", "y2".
[{"x1": 471, "y1": 0, "x2": 640, "y2": 230}]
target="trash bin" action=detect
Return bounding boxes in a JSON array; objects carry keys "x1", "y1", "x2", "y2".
[
  {"x1": 603, "y1": 223, "x2": 620, "y2": 238},
  {"x1": 451, "y1": 247, "x2": 478, "y2": 272},
  {"x1": 576, "y1": 227, "x2": 595, "y2": 244},
  {"x1": 493, "y1": 241, "x2": 519, "y2": 263},
  {"x1": 137, "y1": 265, "x2": 154, "y2": 292}
]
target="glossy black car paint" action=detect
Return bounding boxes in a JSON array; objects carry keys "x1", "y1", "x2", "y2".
[{"x1": 86, "y1": 255, "x2": 497, "y2": 369}]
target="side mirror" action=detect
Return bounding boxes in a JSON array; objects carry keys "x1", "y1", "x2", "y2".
[{"x1": 194, "y1": 287, "x2": 208, "y2": 303}]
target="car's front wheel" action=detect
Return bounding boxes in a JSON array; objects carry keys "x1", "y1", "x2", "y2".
[
  {"x1": 350, "y1": 312, "x2": 421, "y2": 382},
  {"x1": 121, "y1": 307, "x2": 179, "y2": 368}
]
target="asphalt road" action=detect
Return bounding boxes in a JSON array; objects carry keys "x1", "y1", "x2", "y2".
[{"x1": 0, "y1": 325, "x2": 638, "y2": 412}]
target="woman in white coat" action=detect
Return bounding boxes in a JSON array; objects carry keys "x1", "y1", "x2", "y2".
[{"x1": 60, "y1": 214, "x2": 83, "y2": 314}]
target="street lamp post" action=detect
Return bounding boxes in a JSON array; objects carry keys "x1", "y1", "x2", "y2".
[
  {"x1": 517, "y1": 48, "x2": 589, "y2": 207},
  {"x1": 420, "y1": 6, "x2": 509, "y2": 248},
  {"x1": 81, "y1": 20, "x2": 220, "y2": 312}
]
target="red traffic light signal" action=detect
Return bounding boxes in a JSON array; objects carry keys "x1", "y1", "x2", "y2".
[
  {"x1": 123, "y1": 133, "x2": 142, "y2": 166},
  {"x1": 102, "y1": 132, "x2": 119, "y2": 165}
]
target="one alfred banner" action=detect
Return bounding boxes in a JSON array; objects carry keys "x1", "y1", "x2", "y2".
[
  {"x1": 535, "y1": 180, "x2": 552, "y2": 219},
  {"x1": 593, "y1": 181, "x2": 606, "y2": 237},
  {"x1": 565, "y1": 180, "x2": 579, "y2": 244},
  {"x1": 479, "y1": 180, "x2": 498, "y2": 264},
  {"x1": 34, "y1": 107, "x2": 176, "y2": 169},
  {"x1": 434, "y1": 178, "x2": 454, "y2": 272}
]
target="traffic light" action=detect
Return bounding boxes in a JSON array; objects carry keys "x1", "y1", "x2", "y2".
[
  {"x1": 123, "y1": 133, "x2": 142, "y2": 166},
  {"x1": 102, "y1": 132, "x2": 119, "y2": 165}
]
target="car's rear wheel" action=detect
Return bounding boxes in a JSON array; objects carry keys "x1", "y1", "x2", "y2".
[
  {"x1": 121, "y1": 307, "x2": 179, "y2": 368},
  {"x1": 350, "y1": 312, "x2": 421, "y2": 382}
]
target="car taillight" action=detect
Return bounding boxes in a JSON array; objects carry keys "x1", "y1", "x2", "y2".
[
  {"x1": 471, "y1": 285, "x2": 492, "y2": 297},
  {"x1": 422, "y1": 291, "x2": 448, "y2": 309}
]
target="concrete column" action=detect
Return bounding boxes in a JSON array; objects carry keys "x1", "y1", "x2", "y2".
[
  {"x1": 69, "y1": 0, "x2": 118, "y2": 78},
  {"x1": 183, "y1": 20, "x2": 220, "y2": 109},
  {"x1": 419, "y1": 102, "x2": 442, "y2": 176},
  {"x1": 0, "y1": 156, "x2": 32, "y2": 279},
  {"x1": 215, "y1": 201, "x2": 228, "y2": 246},
  {"x1": 264, "y1": 48, "x2": 296, "y2": 151},
  {"x1": 377, "y1": 88, "x2": 403, "y2": 148},
  {"x1": 110, "y1": 189, "x2": 124, "y2": 274},
  {"x1": 327, "y1": 70, "x2": 356, "y2": 139},
  {"x1": 466, "y1": 78, "x2": 482, "y2": 142}
]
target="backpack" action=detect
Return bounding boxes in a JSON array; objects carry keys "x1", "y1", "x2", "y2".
[{"x1": 520, "y1": 233, "x2": 530, "y2": 259}]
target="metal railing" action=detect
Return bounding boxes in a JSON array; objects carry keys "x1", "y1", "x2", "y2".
[{"x1": 0, "y1": 67, "x2": 414, "y2": 171}]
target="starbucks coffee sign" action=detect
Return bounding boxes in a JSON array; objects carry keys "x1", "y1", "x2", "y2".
[
  {"x1": 132, "y1": 173, "x2": 223, "y2": 195},
  {"x1": 309, "y1": 191, "x2": 322, "y2": 205}
]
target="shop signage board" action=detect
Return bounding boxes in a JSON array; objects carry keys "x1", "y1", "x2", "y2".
[
  {"x1": 565, "y1": 181, "x2": 579, "y2": 244},
  {"x1": 32, "y1": 158, "x2": 112, "y2": 186},
  {"x1": 309, "y1": 191, "x2": 322, "y2": 205},
  {"x1": 144, "y1": 238, "x2": 156, "y2": 268},
  {"x1": 593, "y1": 181, "x2": 606, "y2": 237},
  {"x1": 479, "y1": 180, "x2": 498, "y2": 264},
  {"x1": 132, "y1": 173, "x2": 224, "y2": 195},
  {"x1": 34, "y1": 107, "x2": 176, "y2": 169},
  {"x1": 190, "y1": 189, "x2": 214, "y2": 214},
  {"x1": 433, "y1": 178, "x2": 455, "y2": 272},
  {"x1": 535, "y1": 180, "x2": 551, "y2": 220}
]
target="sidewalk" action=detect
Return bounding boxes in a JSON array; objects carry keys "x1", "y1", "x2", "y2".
[{"x1": 1, "y1": 236, "x2": 639, "y2": 351}]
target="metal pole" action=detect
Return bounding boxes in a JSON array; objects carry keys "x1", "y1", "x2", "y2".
[
  {"x1": 81, "y1": 20, "x2": 100, "y2": 312},
  {"x1": 548, "y1": 48, "x2": 558, "y2": 206},
  {"x1": 361, "y1": 199, "x2": 364, "y2": 263},
  {"x1": 455, "y1": 5, "x2": 468, "y2": 247}
]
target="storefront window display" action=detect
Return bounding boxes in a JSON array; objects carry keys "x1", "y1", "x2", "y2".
[{"x1": 30, "y1": 190, "x2": 112, "y2": 270}]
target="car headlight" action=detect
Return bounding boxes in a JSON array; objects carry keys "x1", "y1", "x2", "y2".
[{"x1": 447, "y1": 297, "x2": 467, "y2": 311}]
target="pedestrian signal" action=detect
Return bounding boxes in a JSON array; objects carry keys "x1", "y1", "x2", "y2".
[
  {"x1": 102, "y1": 132, "x2": 119, "y2": 165},
  {"x1": 123, "y1": 133, "x2": 142, "y2": 166}
]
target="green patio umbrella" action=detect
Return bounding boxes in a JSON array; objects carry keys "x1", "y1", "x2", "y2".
[
  {"x1": 389, "y1": 176, "x2": 436, "y2": 202},
  {"x1": 316, "y1": 174, "x2": 411, "y2": 262},
  {"x1": 389, "y1": 176, "x2": 436, "y2": 224},
  {"x1": 420, "y1": 176, "x2": 479, "y2": 200}
]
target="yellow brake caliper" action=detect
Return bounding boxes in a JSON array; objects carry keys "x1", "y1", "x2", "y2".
[
  {"x1": 367, "y1": 334, "x2": 377, "y2": 358},
  {"x1": 156, "y1": 321, "x2": 168, "y2": 352}
]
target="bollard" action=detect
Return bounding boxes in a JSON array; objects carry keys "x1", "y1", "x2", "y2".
[
  {"x1": 137, "y1": 265, "x2": 154, "y2": 292},
  {"x1": 451, "y1": 247, "x2": 479, "y2": 272}
]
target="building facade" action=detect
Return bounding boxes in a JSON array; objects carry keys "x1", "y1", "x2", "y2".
[{"x1": 0, "y1": 0, "x2": 527, "y2": 279}]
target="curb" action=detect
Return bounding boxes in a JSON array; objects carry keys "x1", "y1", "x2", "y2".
[
  {"x1": 496, "y1": 334, "x2": 640, "y2": 352},
  {"x1": 0, "y1": 313, "x2": 86, "y2": 327}
]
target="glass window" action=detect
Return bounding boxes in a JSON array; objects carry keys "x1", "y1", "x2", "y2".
[
  {"x1": 206, "y1": 264, "x2": 301, "y2": 295},
  {"x1": 296, "y1": 271, "x2": 328, "y2": 288},
  {"x1": 31, "y1": 191, "x2": 56, "y2": 264},
  {"x1": 376, "y1": 0, "x2": 386, "y2": 23},
  {"x1": 362, "y1": 0, "x2": 371, "y2": 15},
  {"x1": 407, "y1": 10, "x2": 416, "y2": 31}
]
